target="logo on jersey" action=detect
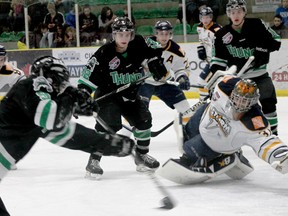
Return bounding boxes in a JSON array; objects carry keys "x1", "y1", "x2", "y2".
[
  {"x1": 222, "y1": 32, "x2": 233, "y2": 44},
  {"x1": 208, "y1": 107, "x2": 231, "y2": 137},
  {"x1": 109, "y1": 57, "x2": 120, "y2": 70},
  {"x1": 251, "y1": 116, "x2": 265, "y2": 129}
]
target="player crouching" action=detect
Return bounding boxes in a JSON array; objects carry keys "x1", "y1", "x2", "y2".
[{"x1": 158, "y1": 75, "x2": 288, "y2": 184}]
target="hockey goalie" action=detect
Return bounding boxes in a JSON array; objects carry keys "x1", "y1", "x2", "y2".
[{"x1": 157, "y1": 75, "x2": 288, "y2": 184}]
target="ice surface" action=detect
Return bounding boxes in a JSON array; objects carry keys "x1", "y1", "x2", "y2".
[{"x1": 1, "y1": 98, "x2": 288, "y2": 216}]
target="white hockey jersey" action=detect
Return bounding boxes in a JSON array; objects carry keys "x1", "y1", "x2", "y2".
[
  {"x1": 199, "y1": 76, "x2": 287, "y2": 165},
  {"x1": 0, "y1": 63, "x2": 25, "y2": 100},
  {"x1": 197, "y1": 22, "x2": 221, "y2": 62},
  {"x1": 144, "y1": 37, "x2": 190, "y2": 86}
]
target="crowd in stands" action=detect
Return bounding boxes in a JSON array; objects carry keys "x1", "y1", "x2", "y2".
[{"x1": 1, "y1": 0, "x2": 288, "y2": 50}]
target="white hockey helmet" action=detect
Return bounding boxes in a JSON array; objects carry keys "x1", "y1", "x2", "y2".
[
  {"x1": 229, "y1": 79, "x2": 260, "y2": 113},
  {"x1": 226, "y1": 0, "x2": 247, "y2": 15}
]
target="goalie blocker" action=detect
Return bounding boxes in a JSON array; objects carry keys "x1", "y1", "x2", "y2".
[{"x1": 157, "y1": 151, "x2": 254, "y2": 185}]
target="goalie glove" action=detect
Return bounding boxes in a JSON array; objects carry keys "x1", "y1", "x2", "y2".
[
  {"x1": 197, "y1": 46, "x2": 207, "y2": 61},
  {"x1": 103, "y1": 134, "x2": 135, "y2": 157},
  {"x1": 176, "y1": 75, "x2": 190, "y2": 90},
  {"x1": 147, "y1": 56, "x2": 168, "y2": 81}
]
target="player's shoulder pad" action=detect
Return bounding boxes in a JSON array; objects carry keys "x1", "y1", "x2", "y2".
[
  {"x1": 217, "y1": 76, "x2": 241, "y2": 96},
  {"x1": 240, "y1": 105, "x2": 269, "y2": 131},
  {"x1": 210, "y1": 23, "x2": 222, "y2": 33},
  {"x1": 165, "y1": 40, "x2": 185, "y2": 57}
]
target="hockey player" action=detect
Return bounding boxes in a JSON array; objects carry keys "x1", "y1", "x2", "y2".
[
  {"x1": 0, "y1": 56, "x2": 135, "y2": 215},
  {"x1": 208, "y1": 0, "x2": 281, "y2": 135},
  {"x1": 78, "y1": 17, "x2": 168, "y2": 179},
  {"x1": 0, "y1": 45, "x2": 25, "y2": 101},
  {"x1": 138, "y1": 20, "x2": 192, "y2": 121},
  {"x1": 119, "y1": 20, "x2": 192, "y2": 137},
  {"x1": 158, "y1": 75, "x2": 288, "y2": 184},
  {"x1": 196, "y1": 7, "x2": 221, "y2": 100}
]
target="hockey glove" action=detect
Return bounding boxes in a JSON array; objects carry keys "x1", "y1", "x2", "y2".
[
  {"x1": 197, "y1": 46, "x2": 207, "y2": 61},
  {"x1": 147, "y1": 56, "x2": 168, "y2": 81},
  {"x1": 65, "y1": 87, "x2": 98, "y2": 116},
  {"x1": 252, "y1": 47, "x2": 269, "y2": 68},
  {"x1": 103, "y1": 134, "x2": 135, "y2": 157},
  {"x1": 176, "y1": 75, "x2": 190, "y2": 90}
]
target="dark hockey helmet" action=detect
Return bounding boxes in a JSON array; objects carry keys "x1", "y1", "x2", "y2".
[
  {"x1": 155, "y1": 20, "x2": 173, "y2": 31},
  {"x1": 226, "y1": 0, "x2": 247, "y2": 15},
  {"x1": 112, "y1": 17, "x2": 135, "y2": 40},
  {"x1": 154, "y1": 20, "x2": 173, "y2": 38},
  {"x1": 30, "y1": 56, "x2": 69, "y2": 92},
  {"x1": 229, "y1": 79, "x2": 260, "y2": 112},
  {"x1": 0, "y1": 45, "x2": 7, "y2": 56},
  {"x1": 199, "y1": 7, "x2": 213, "y2": 20}
]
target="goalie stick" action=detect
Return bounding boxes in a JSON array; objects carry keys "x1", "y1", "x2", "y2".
[{"x1": 93, "y1": 112, "x2": 176, "y2": 210}]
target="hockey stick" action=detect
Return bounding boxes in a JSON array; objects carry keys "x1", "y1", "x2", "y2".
[
  {"x1": 122, "y1": 96, "x2": 209, "y2": 137},
  {"x1": 205, "y1": 56, "x2": 255, "y2": 90},
  {"x1": 163, "y1": 80, "x2": 205, "y2": 89},
  {"x1": 95, "y1": 74, "x2": 151, "y2": 103},
  {"x1": 93, "y1": 112, "x2": 175, "y2": 210},
  {"x1": 237, "y1": 56, "x2": 255, "y2": 77}
]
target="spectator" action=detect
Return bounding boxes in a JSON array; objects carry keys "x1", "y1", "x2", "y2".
[
  {"x1": 39, "y1": 23, "x2": 49, "y2": 48},
  {"x1": 98, "y1": 6, "x2": 117, "y2": 44},
  {"x1": 79, "y1": 4, "x2": 99, "y2": 46},
  {"x1": 276, "y1": 0, "x2": 288, "y2": 27},
  {"x1": 52, "y1": 24, "x2": 65, "y2": 48},
  {"x1": 27, "y1": 0, "x2": 48, "y2": 32},
  {"x1": 7, "y1": 0, "x2": 25, "y2": 32},
  {"x1": 43, "y1": 2, "x2": 65, "y2": 47},
  {"x1": 271, "y1": 14, "x2": 288, "y2": 38},
  {"x1": 64, "y1": 26, "x2": 76, "y2": 47},
  {"x1": 65, "y1": 4, "x2": 76, "y2": 28},
  {"x1": 54, "y1": 0, "x2": 65, "y2": 14}
]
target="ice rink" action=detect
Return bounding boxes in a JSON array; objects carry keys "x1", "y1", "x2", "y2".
[{"x1": 1, "y1": 98, "x2": 288, "y2": 216}]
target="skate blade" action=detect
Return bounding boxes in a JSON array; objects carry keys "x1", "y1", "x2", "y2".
[
  {"x1": 85, "y1": 171, "x2": 102, "y2": 180},
  {"x1": 136, "y1": 164, "x2": 158, "y2": 173}
]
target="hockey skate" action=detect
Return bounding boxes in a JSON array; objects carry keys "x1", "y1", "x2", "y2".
[
  {"x1": 85, "y1": 156, "x2": 103, "y2": 180},
  {"x1": 134, "y1": 151, "x2": 160, "y2": 172}
]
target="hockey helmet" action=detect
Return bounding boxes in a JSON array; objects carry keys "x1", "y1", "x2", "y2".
[
  {"x1": 226, "y1": 0, "x2": 247, "y2": 15},
  {"x1": 112, "y1": 17, "x2": 135, "y2": 40},
  {"x1": 229, "y1": 79, "x2": 260, "y2": 112},
  {"x1": 199, "y1": 7, "x2": 213, "y2": 21},
  {"x1": 30, "y1": 56, "x2": 69, "y2": 91},
  {"x1": 0, "y1": 45, "x2": 6, "y2": 56},
  {"x1": 154, "y1": 20, "x2": 173, "y2": 31}
]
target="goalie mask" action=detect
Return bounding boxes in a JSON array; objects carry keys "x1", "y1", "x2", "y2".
[
  {"x1": 112, "y1": 17, "x2": 135, "y2": 41},
  {"x1": 30, "y1": 56, "x2": 69, "y2": 92},
  {"x1": 229, "y1": 79, "x2": 260, "y2": 113},
  {"x1": 226, "y1": 0, "x2": 247, "y2": 15}
]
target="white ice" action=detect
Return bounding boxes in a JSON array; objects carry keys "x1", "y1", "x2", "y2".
[{"x1": 1, "y1": 98, "x2": 288, "y2": 216}]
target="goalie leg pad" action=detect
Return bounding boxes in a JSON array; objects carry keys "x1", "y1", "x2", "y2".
[
  {"x1": 224, "y1": 152, "x2": 254, "y2": 179},
  {"x1": 157, "y1": 154, "x2": 238, "y2": 185}
]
